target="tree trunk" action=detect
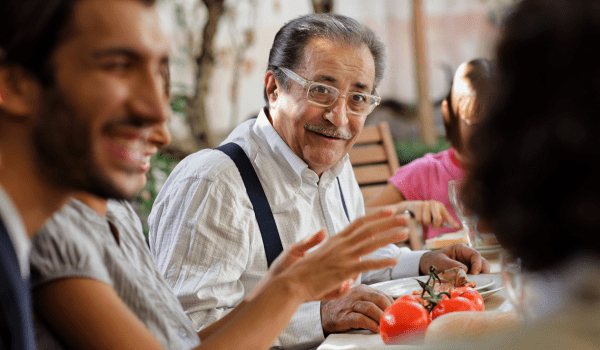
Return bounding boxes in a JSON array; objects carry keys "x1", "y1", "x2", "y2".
[
  {"x1": 185, "y1": 0, "x2": 226, "y2": 150},
  {"x1": 311, "y1": 0, "x2": 334, "y2": 13},
  {"x1": 412, "y1": 0, "x2": 437, "y2": 146}
]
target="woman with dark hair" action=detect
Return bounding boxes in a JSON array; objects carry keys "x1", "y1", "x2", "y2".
[
  {"x1": 366, "y1": 59, "x2": 493, "y2": 240},
  {"x1": 426, "y1": 0, "x2": 600, "y2": 348}
]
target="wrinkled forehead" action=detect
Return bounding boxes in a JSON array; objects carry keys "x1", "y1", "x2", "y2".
[{"x1": 298, "y1": 37, "x2": 376, "y2": 92}]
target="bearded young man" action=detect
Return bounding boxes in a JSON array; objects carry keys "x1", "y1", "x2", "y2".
[
  {"x1": 149, "y1": 13, "x2": 489, "y2": 350},
  {"x1": 0, "y1": 0, "x2": 171, "y2": 348}
]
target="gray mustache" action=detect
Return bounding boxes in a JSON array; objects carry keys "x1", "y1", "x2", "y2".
[{"x1": 304, "y1": 124, "x2": 352, "y2": 140}]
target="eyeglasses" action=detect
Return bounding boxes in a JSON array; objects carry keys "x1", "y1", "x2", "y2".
[{"x1": 277, "y1": 66, "x2": 381, "y2": 116}]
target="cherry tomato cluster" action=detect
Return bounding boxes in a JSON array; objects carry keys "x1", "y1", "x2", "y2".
[{"x1": 379, "y1": 267, "x2": 485, "y2": 345}]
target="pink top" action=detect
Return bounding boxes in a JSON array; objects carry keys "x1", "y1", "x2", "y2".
[{"x1": 389, "y1": 148, "x2": 464, "y2": 239}]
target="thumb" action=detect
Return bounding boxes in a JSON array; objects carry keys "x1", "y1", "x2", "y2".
[{"x1": 437, "y1": 256, "x2": 468, "y2": 273}]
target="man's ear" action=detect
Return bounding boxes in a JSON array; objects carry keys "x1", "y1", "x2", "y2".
[
  {"x1": 0, "y1": 66, "x2": 40, "y2": 120},
  {"x1": 265, "y1": 71, "x2": 279, "y2": 107},
  {"x1": 441, "y1": 98, "x2": 450, "y2": 123}
]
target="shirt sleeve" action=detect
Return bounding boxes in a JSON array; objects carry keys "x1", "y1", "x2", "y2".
[
  {"x1": 388, "y1": 158, "x2": 431, "y2": 201},
  {"x1": 149, "y1": 172, "x2": 252, "y2": 329},
  {"x1": 360, "y1": 244, "x2": 427, "y2": 284},
  {"x1": 29, "y1": 206, "x2": 112, "y2": 289},
  {"x1": 148, "y1": 161, "x2": 325, "y2": 349}
]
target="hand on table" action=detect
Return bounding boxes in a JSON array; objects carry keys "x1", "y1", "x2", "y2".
[
  {"x1": 419, "y1": 243, "x2": 490, "y2": 275},
  {"x1": 321, "y1": 284, "x2": 394, "y2": 335},
  {"x1": 399, "y1": 200, "x2": 460, "y2": 230}
]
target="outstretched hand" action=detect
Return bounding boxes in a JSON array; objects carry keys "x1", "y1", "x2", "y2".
[
  {"x1": 419, "y1": 243, "x2": 490, "y2": 275},
  {"x1": 250, "y1": 209, "x2": 410, "y2": 303}
]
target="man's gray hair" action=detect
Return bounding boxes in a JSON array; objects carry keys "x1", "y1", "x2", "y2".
[{"x1": 264, "y1": 13, "x2": 386, "y2": 104}]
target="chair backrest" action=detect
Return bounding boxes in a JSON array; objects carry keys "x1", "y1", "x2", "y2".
[
  {"x1": 349, "y1": 122, "x2": 422, "y2": 250},
  {"x1": 349, "y1": 122, "x2": 400, "y2": 202}
]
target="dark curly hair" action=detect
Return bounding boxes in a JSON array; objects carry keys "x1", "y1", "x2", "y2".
[{"x1": 463, "y1": 0, "x2": 600, "y2": 272}]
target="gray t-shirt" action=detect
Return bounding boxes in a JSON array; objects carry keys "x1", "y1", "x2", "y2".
[{"x1": 30, "y1": 199, "x2": 201, "y2": 350}]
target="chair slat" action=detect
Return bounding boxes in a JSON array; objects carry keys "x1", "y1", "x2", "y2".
[
  {"x1": 353, "y1": 164, "x2": 392, "y2": 185},
  {"x1": 360, "y1": 184, "x2": 387, "y2": 202},
  {"x1": 355, "y1": 125, "x2": 382, "y2": 144},
  {"x1": 348, "y1": 145, "x2": 387, "y2": 165}
]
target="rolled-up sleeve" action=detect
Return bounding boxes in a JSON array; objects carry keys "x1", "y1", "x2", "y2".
[{"x1": 360, "y1": 244, "x2": 427, "y2": 284}]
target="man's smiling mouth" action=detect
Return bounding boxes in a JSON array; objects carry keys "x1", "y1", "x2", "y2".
[{"x1": 304, "y1": 124, "x2": 352, "y2": 140}]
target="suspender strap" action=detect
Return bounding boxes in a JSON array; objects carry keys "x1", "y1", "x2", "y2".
[
  {"x1": 216, "y1": 143, "x2": 283, "y2": 267},
  {"x1": 336, "y1": 177, "x2": 350, "y2": 222}
]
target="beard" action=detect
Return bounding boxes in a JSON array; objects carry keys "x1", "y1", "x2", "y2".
[{"x1": 30, "y1": 87, "x2": 138, "y2": 200}]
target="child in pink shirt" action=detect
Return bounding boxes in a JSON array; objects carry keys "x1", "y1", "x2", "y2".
[{"x1": 366, "y1": 58, "x2": 493, "y2": 240}]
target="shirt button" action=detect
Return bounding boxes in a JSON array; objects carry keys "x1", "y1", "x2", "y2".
[{"x1": 293, "y1": 180, "x2": 299, "y2": 187}]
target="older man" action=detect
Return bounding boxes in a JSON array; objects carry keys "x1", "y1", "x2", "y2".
[
  {"x1": 0, "y1": 0, "x2": 170, "y2": 348},
  {"x1": 149, "y1": 14, "x2": 488, "y2": 349}
]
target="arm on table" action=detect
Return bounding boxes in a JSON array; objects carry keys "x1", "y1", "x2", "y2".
[{"x1": 201, "y1": 210, "x2": 408, "y2": 348}]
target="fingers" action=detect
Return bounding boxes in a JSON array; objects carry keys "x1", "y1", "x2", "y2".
[
  {"x1": 321, "y1": 287, "x2": 391, "y2": 334},
  {"x1": 467, "y1": 250, "x2": 490, "y2": 275},
  {"x1": 344, "y1": 313, "x2": 380, "y2": 333},
  {"x1": 419, "y1": 250, "x2": 468, "y2": 275},
  {"x1": 339, "y1": 209, "x2": 395, "y2": 237},
  {"x1": 293, "y1": 230, "x2": 326, "y2": 255},
  {"x1": 349, "y1": 226, "x2": 409, "y2": 257},
  {"x1": 440, "y1": 207, "x2": 460, "y2": 229},
  {"x1": 351, "y1": 258, "x2": 398, "y2": 276},
  {"x1": 343, "y1": 214, "x2": 408, "y2": 248}
]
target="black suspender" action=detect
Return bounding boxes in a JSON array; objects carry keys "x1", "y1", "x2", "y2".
[
  {"x1": 216, "y1": 142, "x2": 351, "y2": 267},
  {"x1": 216, "y1": 143, "x2": 283, "y2": 267},
  {"x1": 336, "y1": 177, "x2": 350, "y2": 222}
]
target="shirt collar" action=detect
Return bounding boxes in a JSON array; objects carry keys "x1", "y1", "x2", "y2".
[
  {"x1": 253, "y1": 108, "x2": 349, "y2": 185},
  {"x1": 0, "y1": 184, "x2": 31, "y2": 278}
]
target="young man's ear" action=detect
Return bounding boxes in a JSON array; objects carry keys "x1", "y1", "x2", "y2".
[
  {"x1": 0, "y1": 65, "x2": 41, "y2": 120},
  {"x1": 441, "y1": 99, "x2": 450, "y2": 124}
]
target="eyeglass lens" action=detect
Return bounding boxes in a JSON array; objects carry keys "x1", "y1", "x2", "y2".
[{"x1": 307, "y1": 83, "x2": 375, "y2": 115}]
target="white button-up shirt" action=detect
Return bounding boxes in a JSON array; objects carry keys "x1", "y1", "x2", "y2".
[{"x1": 149, "y1": 109, "x2": 425, "y2": 349}]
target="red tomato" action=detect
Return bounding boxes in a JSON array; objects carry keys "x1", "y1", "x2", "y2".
[
  {"x1": 450, "y1": 287, "x2": 485, "y2": 311},
  {"x1": 456, "y1": 288, "x2": 485, "y2": 311},
  {"x1": 380, "y1": 300, "x2": 430, "y2": 344},
  {"x1": 431, "y1": 296, "x2": 475, "y2": 320},
  {"x1": 397, "y1": 295, "x2": 425, "y2": 305}
]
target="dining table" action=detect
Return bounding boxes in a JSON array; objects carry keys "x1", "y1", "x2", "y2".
[{"x1": 316, "y1": 252, "x2": 511, "y2": 350}]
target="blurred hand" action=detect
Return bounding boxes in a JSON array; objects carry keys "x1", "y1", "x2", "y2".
[
  {"x1": 270, "y1": 210, "x2": 410, "y2": 303},
  {"x1": 419, "y1": 243, "x2": 490, "y2": 275},
  {"x1": 398, "y1": 200, "x2": 460, "y2": 230},
  {"x1": 321, "y1": 284, "x2": 394, "y2": 334}
]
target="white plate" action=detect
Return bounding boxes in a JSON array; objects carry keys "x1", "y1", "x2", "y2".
[
  {"x1": 369, "y1": 274, "x2": 495, "y2": 298},
  {"x1": 477, "y1": 274, "x2": 504, "y2": 300}
]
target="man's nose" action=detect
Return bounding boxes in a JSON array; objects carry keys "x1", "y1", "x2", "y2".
[
  {"x1": 129, "y1": 68, "x2": 170, "y2": 125},
  {"x1": 148, "y1": 115, "x2": 172, "y2": 147},
  {"x1": 324, "y1": 95, "x2": 349, "y2": 126}
]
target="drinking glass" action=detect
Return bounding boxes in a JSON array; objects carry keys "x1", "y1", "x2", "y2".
[
  {"x1": 447, "y1": 179, "x2": 480, "y2": 247},
  {"x1": 500, "y1": 250, "x2": 538, "y2": 322}
]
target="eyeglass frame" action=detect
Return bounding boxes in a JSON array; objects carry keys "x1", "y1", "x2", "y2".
[{"x1": 276, "y1": 66, "x2": 381, "y2": 116}]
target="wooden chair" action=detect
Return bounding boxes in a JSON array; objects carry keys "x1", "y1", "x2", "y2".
[
  {"x1": 349, "y1": 122, "x2": 400, "y2": 202},
  {"x1": 349, "y1": 122, "x2": 422, "y2": 250}
]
